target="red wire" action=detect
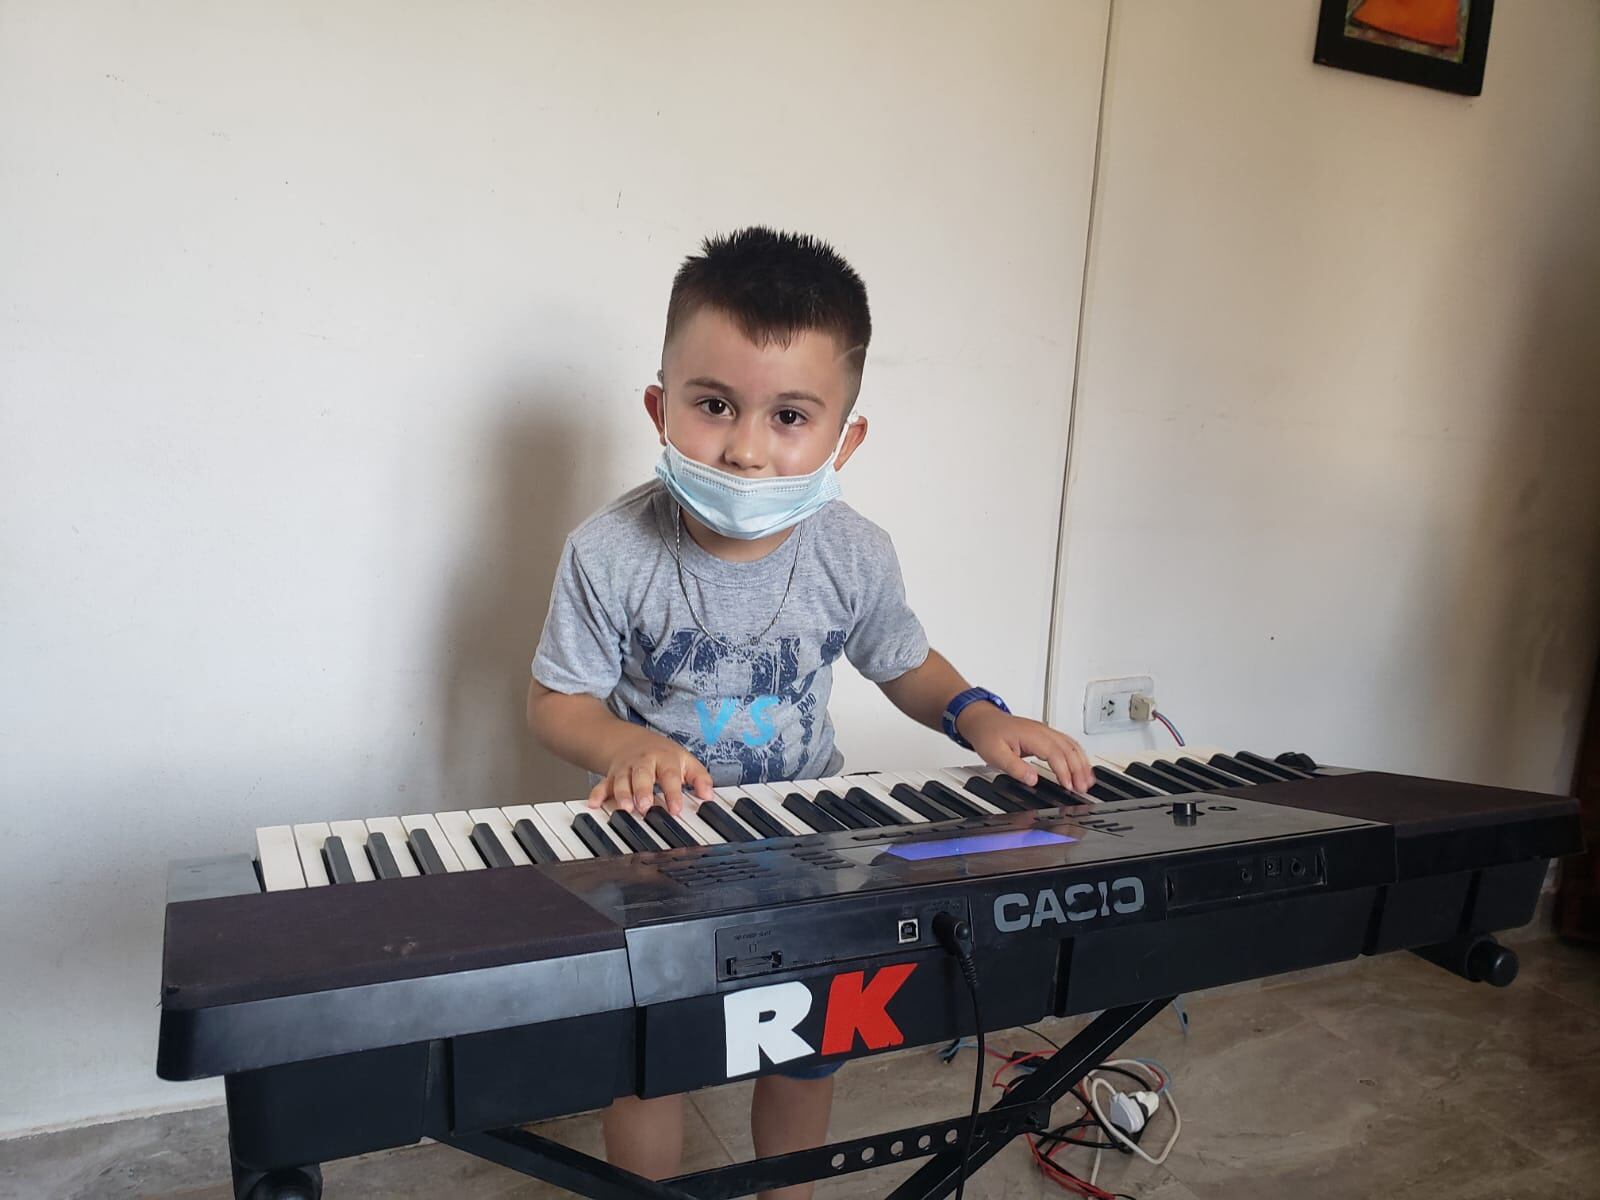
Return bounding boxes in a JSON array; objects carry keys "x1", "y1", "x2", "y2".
[
  {"x1": 1153, "y1": 711, "x2": 1184, "y2": 747},
  {"x1": 988, "y1": 1053, "x2": 1120, "y2": 1199}
]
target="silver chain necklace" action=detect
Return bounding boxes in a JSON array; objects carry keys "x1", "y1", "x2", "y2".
[{"x1": 670, "y1": 502, "x2": 801, "y2": 649}]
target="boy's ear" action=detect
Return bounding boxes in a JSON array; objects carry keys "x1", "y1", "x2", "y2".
[
  {"x1": 643, "y1": 385, "x2": 667, "y2": 445},
  {"x1": 833, "y1": 415, "x2": 868, "y2": 471}
]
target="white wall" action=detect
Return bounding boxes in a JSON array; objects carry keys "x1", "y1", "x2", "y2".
[
  {"x1": 0, "y1": 2, "x2": 1109, "y2": 1134},
  {"x1": 1052, "y1": 0, "x2": 1600, "y2": 792}
]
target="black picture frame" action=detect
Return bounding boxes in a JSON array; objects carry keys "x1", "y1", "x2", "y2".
[{"x1": 1314, "y1": 0, "x2": 1494, "y2": 96}]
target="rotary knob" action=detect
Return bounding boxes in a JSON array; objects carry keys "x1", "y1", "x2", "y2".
[{"x1": 1171, "y1": 800, "x2": 1199, "y2": 825}]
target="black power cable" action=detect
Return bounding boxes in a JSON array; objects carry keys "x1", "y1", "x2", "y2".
[{"x1": 933, "y1": 912, "x2": 983, "y2": 1200}]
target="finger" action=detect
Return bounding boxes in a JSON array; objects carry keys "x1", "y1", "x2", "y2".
[
  {"x1": 587, "y1": 777, "x2": 610, "y2": 808},
  {"x1": 979, "y1": 738, "x2": 1036, "y2": 787},
  {"x1": 612, "y1": 769, "x2": 635, "y2": 812},
  {"x1": 686, "y1": 759, "x2": 716, "y2": 804},
  {"x1": 1041, "y1": 746, "x2": 1076, "y2": 796},
  {"x1": 658, "y1": 766, "x2": 685, "y2": 817},
  {"x1": 630, "y1": 765, "x2": 658, "y2": 814},
  {"x1": 1064, "y1": 739, "x2": 1095, "y2": 794}
]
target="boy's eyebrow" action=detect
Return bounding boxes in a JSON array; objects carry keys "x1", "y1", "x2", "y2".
[{"x1": 683, "y1": 376, "x2": 827, "y2": 407}]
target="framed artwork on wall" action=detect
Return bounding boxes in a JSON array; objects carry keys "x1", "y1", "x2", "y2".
[{"x1": 1314, "y1": 0, "x2": 1494, "y2": 96}]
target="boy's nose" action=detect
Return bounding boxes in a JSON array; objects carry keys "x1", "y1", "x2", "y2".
[{"x1": 722, "y1": 422, "x2": 767, "y2": 474}]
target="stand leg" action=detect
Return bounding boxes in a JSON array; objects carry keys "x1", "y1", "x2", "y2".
[
  {"x1": 440, "y1": 998, "x2": 1171, "y2": 1200},
  {"x1": 885, "y1": 998, "x2": 1171, "y2": 1200}
]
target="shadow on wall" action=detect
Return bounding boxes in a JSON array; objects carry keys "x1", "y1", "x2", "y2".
[
  {"x1": 1419, "y1": 182, "x2": 1600, "y2": 789},
  {"x1": 434, "y1": 385, "x2": 608, "y2": 811}
]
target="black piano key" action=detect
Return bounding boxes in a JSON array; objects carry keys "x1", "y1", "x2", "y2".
[
  {"x1": 1124, "y1": 762, "x2": 1192, "y2": 795},
  {"x1": 1236, "y1": 750, "x2": 1311, "y2": 781},
  {"x1": 1087, "y1": 768, "x2": 1139, "y2": 801},
  {"x1": 572, "y1": 812, "x2": 624, "y2": 857},
  {"x1": 1027, "y1": 774, "x2": 1089, "y2": 807},
  {"x1": 471, "y1": 822, "x2": 516, "y2": 868},
  {"x1": 931, "y1": 778, "x2": 994, "y2": 817},
  {"x1": 643, "y1": 806, "x2": 694, "y2": 849},
  {"x1": 845, "y1": 787, "x2": 909, "y2": 826},
  {"x1": 366, "y1": 832, "x2": 403, "y2": 880},
  {"x1": 698, "y1": 800, "x2": 756, "y2": 843},
  {"x1": 1207, "y1": 753, "x2": 1277, "y2": 784},
  {"x1": 1276, "y1": 751, "x2": 1319, "y2": 773},
  {"x1": 512, "y1": 818, "x2": 561, "y2": 864},
  {"x1": 322, "y1": 836, "x2": 357, "y2": 884},
  {"x1": 828, "y1": 788, "x2": 887, "y2": 827},
  {"x1": 1177, "y1": 756, "x2": 1249, "y2": 787},
  {"x1": 608, "y1": 809, "x2": 660, "y2": 853},
  {"x1": 733, "y1": 797, "x2": 789, "y2": 840},
  {"x1": 889, "y1": 783, "x2": 960, "y2": 822},
  {"x1": 784, "y1": 792, "x2": 847, "y2": 832},
  {"x1": 984, "y1": 776, "x2": 1053, "y2": 811},
  {"x1": 813, "y1": 790, "x2": 872, "y2": 829},
  {"x1": 1092, "y1": 764, "x2": 1160, "y2": 799},
  {"x1": 408, "y1": 827, "x2": 449, "y2": 875},
  {"x1": 1145, "y1": 759, "x2": 1223, "y2": 792}
]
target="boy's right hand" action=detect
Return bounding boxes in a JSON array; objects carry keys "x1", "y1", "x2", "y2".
[{"x1": 588, "y1": 729, "x2": 716, "y2": 816}]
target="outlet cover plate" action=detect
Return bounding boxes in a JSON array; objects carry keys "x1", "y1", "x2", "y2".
[{"x1": 1083, "y1": 676, "x2": 1154, "y2": 735}]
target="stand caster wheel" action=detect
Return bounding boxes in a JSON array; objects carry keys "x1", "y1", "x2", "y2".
[{"x1": 233, "y1": 1162, "x2": 323, "y2": 1200}]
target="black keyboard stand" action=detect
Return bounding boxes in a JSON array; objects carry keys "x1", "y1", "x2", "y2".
[{"x1": 436, "y1": 997, "x2": 1172, "y2": 1200}]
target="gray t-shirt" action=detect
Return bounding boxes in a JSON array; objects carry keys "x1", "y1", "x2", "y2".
[{"x1": 532, "y1": 481, "x2": 930, "y2": 787}]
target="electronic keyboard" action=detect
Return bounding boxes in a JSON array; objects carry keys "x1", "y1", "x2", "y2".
[{"x1": 157, "y1": 749, "x2": 1581, "y2": 1200}]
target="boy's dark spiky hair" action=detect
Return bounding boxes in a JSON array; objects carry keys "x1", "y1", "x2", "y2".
[{"x1": 663, "y1": 227, "x2": 872, "y2": 372}]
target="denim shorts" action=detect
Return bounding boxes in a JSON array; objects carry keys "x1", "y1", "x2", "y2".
[{"x1": 773, "y1": 1058, "x2": 845, "y2": 1081}]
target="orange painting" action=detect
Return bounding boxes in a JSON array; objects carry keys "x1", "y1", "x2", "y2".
[
  {"x1": 1314, "y1": 0, "x2": 1492, "y2": 95},
  {"x1": 1350, "y1": 0, "x2": 1461, "y2": 51}
]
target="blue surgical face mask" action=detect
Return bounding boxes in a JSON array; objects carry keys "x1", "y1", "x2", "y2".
[{"x1": 654, "y1": 418, "x2": 857, "y2": 540}]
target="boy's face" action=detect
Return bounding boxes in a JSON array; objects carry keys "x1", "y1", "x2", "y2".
[{"x1": 645, "y1": 307, "x2": 867, "y2": 479}]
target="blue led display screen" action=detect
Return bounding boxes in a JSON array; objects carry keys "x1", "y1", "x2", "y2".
[{"x1": 885, "y1": 829, "x2": 1076, "y2": 861}]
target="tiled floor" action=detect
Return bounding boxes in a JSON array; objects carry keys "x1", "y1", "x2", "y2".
[{"x1": 4, "y1": 938, "x2": 1597, "y2": 1200}]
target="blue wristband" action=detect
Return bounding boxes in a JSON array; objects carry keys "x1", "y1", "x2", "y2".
[{"x1": 942, "y1": 687, "x2": 1009, "y2": 750}]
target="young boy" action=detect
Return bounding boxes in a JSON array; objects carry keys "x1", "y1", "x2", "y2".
[{"x1": 526, "y1": 227, "x2": 1094, "y2": 1199}]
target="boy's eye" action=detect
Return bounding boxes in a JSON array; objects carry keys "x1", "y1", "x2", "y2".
[
  {"x1": 775, "y1": 409, "x2": 807, "y2": 427},
  {"x1": 698, "y1": 397, "x2": 730, "y2": 417}
]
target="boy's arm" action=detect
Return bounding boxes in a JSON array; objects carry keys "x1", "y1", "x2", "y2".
[
  {"x1": 526, "y1": 678, "x2": 714, "y2": 815},
  {"x1": 876, "y1": 649, "x2": 1096, "y2": 793}
]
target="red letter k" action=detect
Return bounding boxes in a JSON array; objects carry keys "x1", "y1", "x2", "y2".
[{"x1": 820, "y1": 963, "x2": 917, "y2": 1055}]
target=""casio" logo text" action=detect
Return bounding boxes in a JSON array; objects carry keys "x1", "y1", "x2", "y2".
[{"x1": 993, "y1": 877, "x2": 1146, "y2": 932}]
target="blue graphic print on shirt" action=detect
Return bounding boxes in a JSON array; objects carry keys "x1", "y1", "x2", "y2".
[{"x1": 628, "y1": 626, "x2": 848, "y2": 783}]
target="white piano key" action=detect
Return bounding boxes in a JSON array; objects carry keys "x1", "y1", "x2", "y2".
[
  {"x1": 886, "y1": 769, "x2": 998, "y2": 817},
  {"x1": 469, "y1": 808, "x2": 533, "y2": 866},
  {"x1": 291, "y1": 822, "x2": 333, "y2": 887},
  {"x1": 563, "y1": 800, "x2": 628, "y2": 855},
  {"x1": 363, "y1": 817, "x2": 420, "y2": 877},
  {"x1": 599, "y1": 799, "x2": 668, "y2": 850},
  {"x1": 738, "y1": 783, "x2": 816, "y2": 836},
  {"x1": 864, "y1": 771, "x2": 959, "y2": 821},
  {"x1": 845, "y1": 775, "x2": 931, "y2": 824},
  {"x1": 701, "y1": 788, "x2": 774, "y2": 840},
  {"x1": 1030, "y1": 762, "x2": 1101, "y2": 803},
  {"x1": 927, "y1": 769, "x2": 1008, "y2": 814},
  {"x1": 434, "y1": 811, "x2": 488, "y2": 870},
  {"x1": 1090, "y1": 759, "x2": 1167, "y2": 796},
  {"x1": 328, "y1": 820, "x2": 377, "y2": 882},
  {"x1": 1100, "y1": 749, "x2": 1173, "y2": 769},
  {"x1": 527, "y1": 803, "x2": 596, "y2": 859},
  {"x1": 501, "y1": 804, "x2": 578, "y2": 861},
  {"x1": 675, "y1": 798, "x2": 729, "y2": 846},
  {"x1": 870, "y1": 771, "x2": 966, "y2": 819},
  {"x1": 255, "y1": 824, "x2": 306, "y2": 891},
  {"x1": 400, "y1": 813, "x2": 465, "y2": 871}
]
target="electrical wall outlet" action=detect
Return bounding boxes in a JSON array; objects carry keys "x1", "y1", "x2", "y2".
[{"x1": 1083, "y1": 676, "x2": 1154, "y2": 734}]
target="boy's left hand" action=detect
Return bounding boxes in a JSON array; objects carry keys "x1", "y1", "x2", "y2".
[{"x1": 956, "y1": 704, "x2": 1095, "y2": 794}]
